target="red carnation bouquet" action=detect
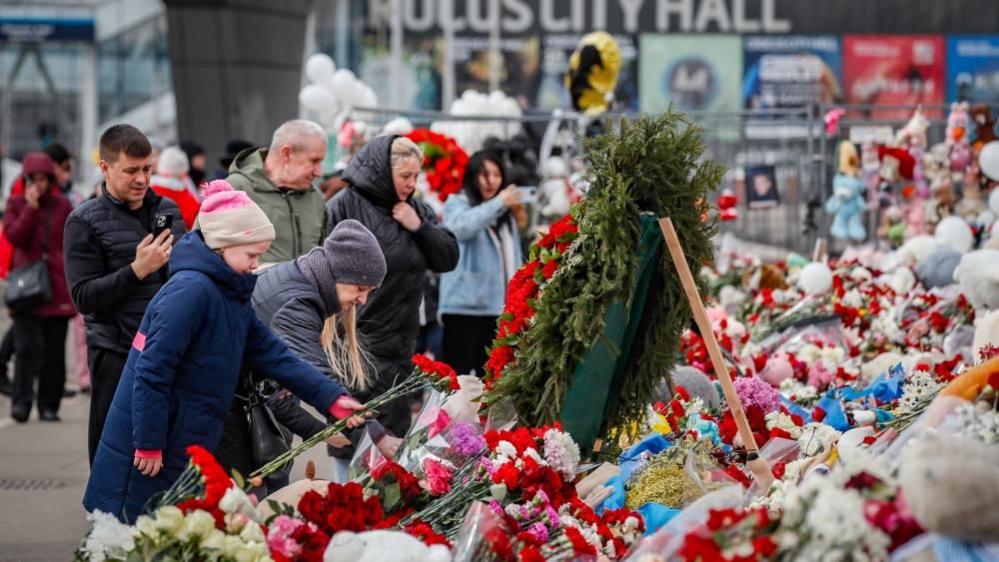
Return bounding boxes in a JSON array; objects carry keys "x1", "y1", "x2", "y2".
[{"x1": 405, "y1": 128, "x2": 469, "y2": 201}]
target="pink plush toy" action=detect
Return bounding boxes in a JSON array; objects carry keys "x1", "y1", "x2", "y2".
[{"x1": 760, "y1": 353, "x2": 794, "y2": 387}]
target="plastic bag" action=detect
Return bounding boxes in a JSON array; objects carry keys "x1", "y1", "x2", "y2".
[
  {"x1": 395, "y1": 389, "x2": 453, "y2": 475},
  {"x1": 450, "y1": 501, "x2": 509, "y2": 562}
]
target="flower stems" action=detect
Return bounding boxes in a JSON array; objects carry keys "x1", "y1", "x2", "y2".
[{"x1": 251, "y1": 371, "x2": 434, "y2": 480}]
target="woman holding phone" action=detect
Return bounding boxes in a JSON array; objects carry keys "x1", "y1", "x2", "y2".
[
  {"x1": 439, "y1": 151, "x2": 523, "y2": 377},
  {"x1": 3, "y1": 153, "x2": 76, "y2": 423}
]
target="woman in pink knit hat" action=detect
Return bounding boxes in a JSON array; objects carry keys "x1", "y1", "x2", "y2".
[{"x1": 84, "y1": 179, "x2": 366, "y2": 522}]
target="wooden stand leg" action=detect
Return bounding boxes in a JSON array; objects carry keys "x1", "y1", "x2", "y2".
[{"x1": 659, "y1": 217, "x2": 773, "y2": 489}]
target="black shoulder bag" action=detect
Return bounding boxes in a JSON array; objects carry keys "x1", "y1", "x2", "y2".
[
  {"x1": 245, "y1": 372, "x2": 292, "y2": 479},
  {"x1": 5, "y1": 203, "x2": 52, "y2": 313}
]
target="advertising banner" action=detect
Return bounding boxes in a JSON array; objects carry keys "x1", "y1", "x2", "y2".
[
  {"x1": 742, "y1": 35, "x2": 843, "y2": 109},
  {"x1": 843, "y1": 35, "x2": 945, "y2": 119},
  {"x1": 947, "y1": 35, "x2": 999, "y2": 104},
  {"x1": 639, "y1": 34, "x2": 743, "y2": 114}
]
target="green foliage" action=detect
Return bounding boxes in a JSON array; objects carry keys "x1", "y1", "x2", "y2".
[{"x1": 489, "y1": 109, "x2": 722, "y2": 442}]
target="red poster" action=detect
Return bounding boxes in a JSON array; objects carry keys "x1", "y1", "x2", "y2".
[{"x1": 843, "y1": 35, "x2": 945, "y2": 119}]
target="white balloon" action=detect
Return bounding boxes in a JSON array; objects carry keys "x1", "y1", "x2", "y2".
[
  {"x1": 935, "y1": 215, "x2": 974, "y2": 253},
  {"x1": 330, "y1": 69, "x2": 356, "y2": 100},
  {"x1": 304, "y1": 53, "x2": 336, "y2": 86},
  {"x1": 980, "y1": 141, "x2": 999, "y2": 181},
  {"x1": 797, "y1": 262, "x2": 833, "y2": 296},
  {"x1": 299, "y1": 85, "x2": 336, "y2": 112},
  {"x1": 360, "y1": 85, "x2": 378, "y2": 108},
  {"x1": 990, "y1": 188, "x2": 999, "y2": 216}
]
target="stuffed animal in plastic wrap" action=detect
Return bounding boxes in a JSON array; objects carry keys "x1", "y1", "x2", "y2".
[
  {"x1": 324, "y1": 530, "x2": 451, "y2": 562},
  {"x1": 971, "y1": 103, "x2": 998, "y2": 152},
  {"x1": 539, "y1": 155, "x2": 576, "y2": 221},
  {"x1": 825, "y1": 141, "x2": 867, "y2": 241},
  {"x1": 923, "y1": 143, "x2": 956, "y2": 227}
]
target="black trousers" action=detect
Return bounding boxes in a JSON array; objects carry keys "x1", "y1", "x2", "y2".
[
  {"x1": 87, "y1": 347, "x2": 128, "y2": 466},
  {"x1": 442, "y1": 314, "x2": 498, "y2": 378},
  {"x1": 11, "y1": 315, "x2": 69, "y2": 415},
  {"x1": 0, "y1": 327, "x2": 15, "y2": 380}
]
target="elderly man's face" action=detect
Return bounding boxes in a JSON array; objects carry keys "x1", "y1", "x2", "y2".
[{"x1": 279, "y1": 137, "x2": 326, "y2": 190}]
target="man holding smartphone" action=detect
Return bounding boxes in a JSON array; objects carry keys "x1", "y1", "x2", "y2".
[{"x1": 63, "y1": 125, "x2": 186, "y2": 465}]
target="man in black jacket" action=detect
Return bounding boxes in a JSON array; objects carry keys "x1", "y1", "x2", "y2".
[
  {"x1": 63, "y1": 125, "x2": 185, "y2": 465},
  {"x1": 326, "y1": 135, "x2": 459, "y2": 439}
]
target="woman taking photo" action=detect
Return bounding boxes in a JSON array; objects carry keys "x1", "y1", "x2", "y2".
[
  {"x1": 326, "y1": 135, "x2": 459, "y2": 439},
  {"x1": 216, "y1": 219, "x2": 388, "y2": 489},
  {"x1": 439, "y1": 151, "x2": 522, "y2": 376}
]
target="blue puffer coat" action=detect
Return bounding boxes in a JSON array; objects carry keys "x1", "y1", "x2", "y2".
[{"x1": 83, "y1": 232, "x2": 346, "y2": 522}]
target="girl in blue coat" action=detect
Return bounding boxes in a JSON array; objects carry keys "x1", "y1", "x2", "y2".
[{"x1": 83, "y1": 180, "x2": 365, "y2": 522}]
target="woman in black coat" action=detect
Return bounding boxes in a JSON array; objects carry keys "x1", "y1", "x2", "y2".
[
  {"x1": 326, "y1": 135, "x2": 459, "y2": 439},
  {"x1": 215, "y1": 220, "x2": 387, "y2": 491}
]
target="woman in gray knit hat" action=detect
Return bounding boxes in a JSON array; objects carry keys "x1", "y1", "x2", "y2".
[{"x1": 216, "y1": 219, "x2": 387, "y2": 491}]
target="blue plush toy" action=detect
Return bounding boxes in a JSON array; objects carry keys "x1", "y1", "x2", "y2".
[{"x1": 825, "y1": 141, "x2": 867, "y2": 241}]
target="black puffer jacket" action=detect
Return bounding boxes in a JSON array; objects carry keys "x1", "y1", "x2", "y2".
[
  {"x1": 326, "y1": 135, "x2": 459, "y2": 437},
  {"x1": 326, "y1": 135, "x2": 459, "y2": 364},
  {"x1": 63, "y1": 187, "x2": 185, "y2": 355}
]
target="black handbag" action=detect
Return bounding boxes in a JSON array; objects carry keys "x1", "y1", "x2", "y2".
[
  {"x1": 5, "y1": 204, "x2": 52, "y2": 313},
  {"x1": 244, "y1": 372, "x2": 292, "y2": 478}
]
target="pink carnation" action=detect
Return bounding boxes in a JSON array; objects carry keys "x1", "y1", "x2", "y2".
[{"x1": 733, "y1": 376, "x2": 780, "y2": 413}]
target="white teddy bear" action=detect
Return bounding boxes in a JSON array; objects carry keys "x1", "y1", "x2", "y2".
[
  {"x1": 954, "y1": 249, "x2": 999, "y2": 311},
  {"x1": 539, "y1": 156, "x2": 574, "y2": 220},
  {"x1": 324, "y1": 530, "x2": 452, "y2": 562}
]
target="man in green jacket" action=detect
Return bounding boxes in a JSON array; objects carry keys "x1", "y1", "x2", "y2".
[{"x1": 226, "y1": 119, "x2": 328, "y2": 264}]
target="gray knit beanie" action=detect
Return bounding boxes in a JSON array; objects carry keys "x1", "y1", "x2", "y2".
[
  {"x1": 297, "y1": 220, "x2": 386, "y2": 316},
  {"x1": 326, "y1": 220, "x2": 386, "y2": 286}
]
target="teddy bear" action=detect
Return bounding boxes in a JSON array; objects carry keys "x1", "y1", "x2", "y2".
[
  {"x1": 324, "y1": 530, "x2": 452, "y2": 562},
  {"x1": 971, "y1": 103, "x2": 998, "y2": 152},
  {"x1": 825, "y1": 141, "x2": 867, "y2": 241},
  {"x1": 539, "y1": 156, "x2": 579, "y2": 221},
  {"x1": 953, "y1": 249, "x2": 999, "y2": 311}
]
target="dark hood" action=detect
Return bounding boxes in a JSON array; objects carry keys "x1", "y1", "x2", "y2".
[
  {"x1": 342, "y1": 134, "x2": 400, "y2": 210},
  {"x1": 169, "y1": 231, "x2": 257, "y2": 302}
]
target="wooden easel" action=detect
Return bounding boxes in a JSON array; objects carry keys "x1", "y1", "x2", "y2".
[{"x1": 659, "y1": 217, "x2": 774, "y2": 489}]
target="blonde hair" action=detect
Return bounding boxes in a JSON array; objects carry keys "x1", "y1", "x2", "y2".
[
  {"x1": 390, "y1": 136, "x2": 424, "y2": 169},
  {"x1": 321, "y1": 307, "x2": 373, "y2": 392}
]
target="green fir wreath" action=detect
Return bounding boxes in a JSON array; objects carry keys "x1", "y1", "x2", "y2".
[{"x1": 484, "y1": 109, "x2": 723, "y2": 449}]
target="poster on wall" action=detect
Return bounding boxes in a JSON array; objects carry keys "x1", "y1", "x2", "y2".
[
  {"x1": 742, "y1": 35, "x2": 843, "y2": 110},
  {"x1": 450, "y1": 35, "x2": 541, "y2": 107},
  {"x1": 843, "y1": 35, "x2": 945, "y2": 119},
  {"x1": 947, "y1": 35, "x2": 999, "y2": 104},
  {"x1": 359, "y1": 36, "x2": 442, "y2": 110},
  {"x1": 536, "y1": 34, "x2": 639, "y2": 112},
  {"x1": 639, "y1": 34, "x2": 743, "y2": 115}
]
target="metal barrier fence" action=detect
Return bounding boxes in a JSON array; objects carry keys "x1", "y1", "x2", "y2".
[{"x1": 344, "y1": 102, "x2": 999, "y2": 255}]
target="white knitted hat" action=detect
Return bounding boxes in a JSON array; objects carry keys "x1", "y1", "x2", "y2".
[{"x1": 197, "y1": 179, "x2": 276, "y2": 249}]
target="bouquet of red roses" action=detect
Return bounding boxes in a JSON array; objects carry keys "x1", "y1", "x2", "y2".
[{"x1": 405, "y1": 128, "x2": 469, "y2": 201}]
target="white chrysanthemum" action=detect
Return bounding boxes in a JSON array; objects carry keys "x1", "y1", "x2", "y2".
[
  {"x1": 82, "y1": 511, "x2": 135, "y2": 562},
  {"x1": 799, "y1": 423, "x2": 841, "y2": 457},
  {"x1": 778, "y1": 474, "x2": 890, "y2": 561},
  {"x1": 898, "y1": 371, "x2": 944, "y2": 412},
  {"x1": 543, "y1": 429, "x2": 581, "y2": 479},
  {"x1": 798, "y1": 344, "x2": 822, "y2": 364}
]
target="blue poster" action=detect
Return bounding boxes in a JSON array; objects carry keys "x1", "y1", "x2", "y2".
[
  {"x1": 948, "y1": 35, "x2": 999, "y2": 104},
  {"x1": 742, "y1": 35, "x2": 843, "y2": 109}
]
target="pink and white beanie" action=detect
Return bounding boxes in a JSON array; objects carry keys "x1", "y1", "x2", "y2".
[{"x1": 197, "y1": 179, "x2": 276, "y2": 249}]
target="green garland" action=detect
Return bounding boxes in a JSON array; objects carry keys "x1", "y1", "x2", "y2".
[{"x1": 486, "y1": 109, "x2": 722, "y2": 442}]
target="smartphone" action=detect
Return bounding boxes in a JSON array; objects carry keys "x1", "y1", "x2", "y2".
[
  {"x1": 153, "y1": 214, "x2": 173, "y2": 236},
  {"x1": 515, "y1": 185, "x2": 539, "y2": 204}
]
